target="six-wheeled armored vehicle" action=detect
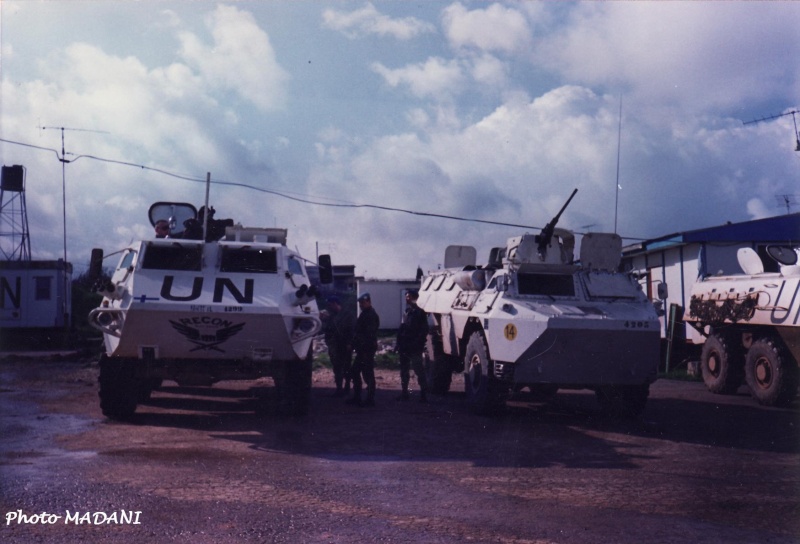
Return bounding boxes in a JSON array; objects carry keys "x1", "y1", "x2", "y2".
[
  {"x1": 685, "y1": 245, "x2": 800, "y2": 407},
  {"x1": 417, "y1": 190, "x2": 661, "y2": 417},
  {"x1": 88, "y1": 202, "x2": 330, "y2": 419}
]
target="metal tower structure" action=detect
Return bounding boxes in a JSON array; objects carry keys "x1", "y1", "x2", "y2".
[{"x1": 0, "y1": 165, "x2": 31, "y2": 261}]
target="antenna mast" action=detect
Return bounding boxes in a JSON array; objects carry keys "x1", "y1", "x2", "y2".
[
  {"x1": 614, "y1": 95, "x2": 623, "y2": 234},
  {"x1": 39, "y1": 125, "x2": 110, "y2": 267},
  {"x1": 743, "y1": 109, "x2": 800, "y2": 151},
  {"x1": 39, "y1": 125, "x2": 109, "y2": 326},
  {"x1": 743, "y1": 109, "x2": 800, "y2": 215},
  {"x1": 776, "y1": 194, "x2": 797, "y2": 215}
]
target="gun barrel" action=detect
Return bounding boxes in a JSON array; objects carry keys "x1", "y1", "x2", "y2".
[
  {"x1": 553, "y1": 188, "x2": 578, "y2": 223},
  {"x1": 537, "y1": 188, "x2": 578, "y2": 258}
]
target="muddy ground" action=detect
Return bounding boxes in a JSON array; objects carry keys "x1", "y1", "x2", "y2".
[{"x1": 1, "y1": 354, "x2": 798, "y2": 544}]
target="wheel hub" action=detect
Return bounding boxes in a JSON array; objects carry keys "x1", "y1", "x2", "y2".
[
  {"x1": 754, "y1": 356, "x2": 772, "y2": 388},
  {"x1": 708, "y1": 353, "x2": 720, "y2": 376},
  {"x1": 468, "y1": 356, "x2": 482, "y2": 390}
]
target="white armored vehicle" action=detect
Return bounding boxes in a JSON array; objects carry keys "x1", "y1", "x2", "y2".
[
  {"x1": 417, "y1": 190, "x2": 661, "y2": 417},
  {"x1": 88, "y1": 202, "x2": 331, "y2": 419},
  {"x1": 685, "y1": 245, "x2": 799, "y2": 407}
]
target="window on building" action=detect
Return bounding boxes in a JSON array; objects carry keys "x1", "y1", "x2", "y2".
[{"x1": 34, "y1": 276, "x2": 52, "y2": 301}]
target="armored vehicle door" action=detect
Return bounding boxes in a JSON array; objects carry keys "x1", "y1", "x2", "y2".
[{"x1": 471, "y1": 273, "x2": 503, "y2": 314}]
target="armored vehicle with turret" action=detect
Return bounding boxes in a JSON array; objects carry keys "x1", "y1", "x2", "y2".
[
  {"x1": 685, "y1": 244, "x2": 799, "y2": 407},
  {"x1": 88, "y1": 202, "x2": 330, "y2": 419},
  {"x1": 417, "y1": 189, "x2": 661, "y2": 417}
]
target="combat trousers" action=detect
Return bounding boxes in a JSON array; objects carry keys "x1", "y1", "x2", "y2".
[
  {"x1": 330, "y1": 346, "x2": 352, "y2": 393},
  {"x1": 351, "y1": 348, "x2": 376, "y2": 403},
  {"x1": 399, "y1": 351, "x2": 428, "y2": 396}
]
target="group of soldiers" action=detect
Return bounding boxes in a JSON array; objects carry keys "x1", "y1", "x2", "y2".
[{"x1": 322, "y1": 290, "x2": 429, "y2": 407}]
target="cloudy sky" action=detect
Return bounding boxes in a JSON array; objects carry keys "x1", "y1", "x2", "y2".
[{"x1": 1, "y1": 1, "x2": 799, "y2": 279}]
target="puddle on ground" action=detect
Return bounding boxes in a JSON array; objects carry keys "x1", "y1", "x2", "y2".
[{"x1": 0, "y1": 383, "x2": 97, "y2": 481}]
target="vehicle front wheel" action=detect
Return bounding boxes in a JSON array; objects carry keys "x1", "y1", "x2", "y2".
[
  {"x1": 137, "y1": 378, "x2": 163, "y2": 403},
  {"x1": 463, "y1": 332, "x2": 507, "y2": 416},
  {"x1": 745, "y1": 337, "x2": 798, "y2": 407},
  {"x1": 700, "y1": 333, "x2": 744, "y2": 394},
  {"x1": 275, "y1": 353, "x2": 313, "y2": 416},
  {"x1": 98, "y1": 355, "x2": 139, "y2": 420}
]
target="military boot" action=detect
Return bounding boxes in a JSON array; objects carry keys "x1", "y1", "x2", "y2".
[{"x1": 364, "y1": 384, "x2": 376, "y2": 407}]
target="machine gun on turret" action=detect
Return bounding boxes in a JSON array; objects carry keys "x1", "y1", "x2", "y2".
[{"x1": 535, "y1": 188, "x2": 578, "y2": 261}]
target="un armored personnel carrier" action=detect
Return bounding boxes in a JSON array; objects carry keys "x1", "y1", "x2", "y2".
[
  {"x1": 685, "y1": 245, "x2": 799, "y2": 407},
  {"x1": 88, "y1": 202, "x2": 330, "y2": 419},
  {"x1": 417, "y1": 190, "x2": 661, "y2": 417}
]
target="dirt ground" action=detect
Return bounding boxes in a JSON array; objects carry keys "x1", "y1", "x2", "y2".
[{"x1": 1, "y1": 354, "x2": 799, "y2": 544}]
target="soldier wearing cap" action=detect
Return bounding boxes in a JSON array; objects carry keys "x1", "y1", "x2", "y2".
[
  {"x1": 395, "y1": 289, "x2": 429, "y2": 402},
  {"x1": 347, "y1": 292, "x2": 380, "y2": 407}
]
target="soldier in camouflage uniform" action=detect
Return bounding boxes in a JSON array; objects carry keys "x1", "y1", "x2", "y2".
[
  {"x1": 347, "y1": 293, "x2": 380, "y2": 407},
  {"x1": 395, "y1": 289, "x2": 429, "y2": 403}
]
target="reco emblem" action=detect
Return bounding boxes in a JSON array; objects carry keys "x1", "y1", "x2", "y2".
[{"x1": 169, "y1": 317, "x2": 246, "y2": 353}]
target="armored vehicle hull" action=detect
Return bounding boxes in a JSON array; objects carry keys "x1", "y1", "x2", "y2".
[
  {"x1": 419, "y1": 226, "x2": 661, "y2": 417},
  {"x1": 89, "y1": 204, "x2": 327, "y2": 419},
  {"x1": 685, "y1": 246, "x2": 800, "y2": 407}
]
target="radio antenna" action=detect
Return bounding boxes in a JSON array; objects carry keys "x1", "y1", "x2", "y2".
[
  {"x1": 776, "y1": 194, "x2": 797, "y2": 215},
  {"x1": 743, "y1": 109, "x2": 800, "y2": 151},
  {"x1": 38, "y1": 125, "x2": 109, "y2": 325},
  {"x1": 614, "y1": 95, "x2": 623, "y2": 234}
]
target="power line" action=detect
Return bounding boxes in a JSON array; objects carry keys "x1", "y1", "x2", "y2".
[{"x1": 0, "y1": 135, "x2": 648, "y2": 240}]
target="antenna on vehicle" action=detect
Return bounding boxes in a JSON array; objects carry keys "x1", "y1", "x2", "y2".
[
  {"x1": 743, "y1": 109, "x2": 800, "y2": 151},
  {"x1": 203, "y1": 172, "x2": 211, "y2": 242}
]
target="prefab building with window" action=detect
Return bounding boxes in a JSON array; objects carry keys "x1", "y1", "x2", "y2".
[
  {"x1": 357, "y1": 278, "x2": 421, "y2": 330},
  {"x1": 621, "y1": 213, "x2": 800, "y2": 345},
  {"x1": 0, "y1": 260, "x2": 72, "y2": 329}
]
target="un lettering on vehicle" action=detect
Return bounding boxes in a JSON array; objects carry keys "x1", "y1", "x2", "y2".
[{"x1": 160, "y1": 276, "x2": 254, "y2": 304}]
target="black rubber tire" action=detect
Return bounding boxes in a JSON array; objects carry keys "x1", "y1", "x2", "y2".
[
  {"x1": 463, "y1": 332, "x2": 506, "y2": 416},
  {"x1": 98, "y1": 355, "x2": 139, "y2": 420},
  {"x1": 745, "y1": 337, "x2": 798, "y2": 407},
  {"x1": 276, "y1": 353, "x2": 313, "y2": 416},
  {"x1": 595, "y1": 384, "x2": 650, "y2": 418},
  {"x1": 700, "y1": 333, "x2": 744, "y2": 394},
  {"x1": 136, "y1": 378, "x2": 163, "y2": 403},
  {"x1": 424, "y1": 333, "x2": 452, "y2": 395}
]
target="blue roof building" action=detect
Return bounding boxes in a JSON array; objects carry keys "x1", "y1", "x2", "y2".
[{"x1": 621, "y1": 213, "x2": 800, "y2": 347}]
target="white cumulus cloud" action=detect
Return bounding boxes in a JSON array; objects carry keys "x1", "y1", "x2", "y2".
[
  {"x1": 442, "y1": 2, "x2": 531, "y2": 54},
  {"x1": 322, "y1": 2, "x2": 436, "y2": 40},
  {"x1": 372, "y1": 57, "x2": 466, "y2": 100},
  {"x1": 178, "y1": 4, "x2": 289, "y2": 112}
]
